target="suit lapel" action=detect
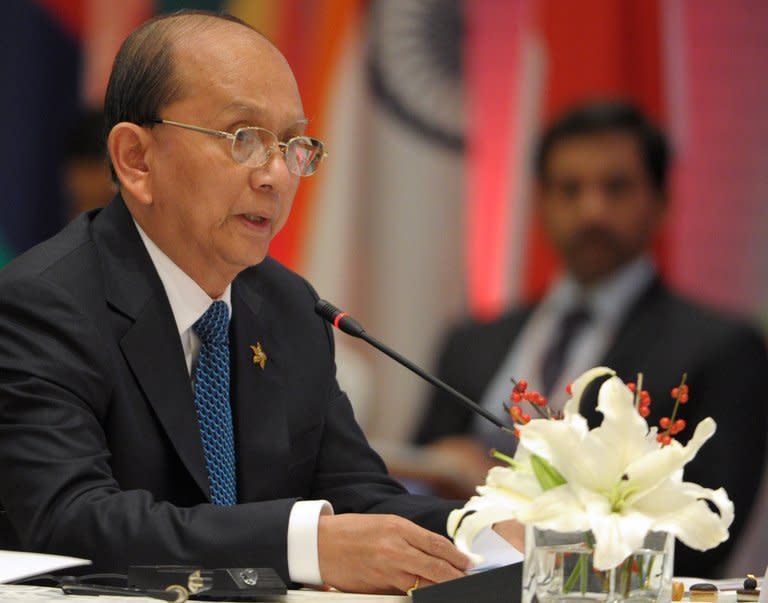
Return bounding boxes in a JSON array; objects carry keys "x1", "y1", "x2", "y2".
[
  {"x1": 92, "y1": 196, "x2": 211, "y2": 500},
  {"x1": 602, "y1": 278, "x2": 666, "y2": 373},
  {"x1": 230, "y1": 276, "x2": 289, "y2": 502}
]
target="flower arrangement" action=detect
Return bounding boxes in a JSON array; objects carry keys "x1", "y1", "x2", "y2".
[{"x1": 448, "y1": 367, "x2": 733, "y2": 596}]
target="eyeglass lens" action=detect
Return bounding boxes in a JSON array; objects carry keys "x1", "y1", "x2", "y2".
[{"x1": 232, "y1": 128, "x2": 324, "y2": 176}]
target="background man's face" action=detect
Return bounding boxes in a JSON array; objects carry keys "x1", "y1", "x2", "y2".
[
  {"x1": 145, "y1": 24, "x2": 304, "y2": 286},
  {"x1": 537, "y1": 131, "x2": 665, "y2": 285}
]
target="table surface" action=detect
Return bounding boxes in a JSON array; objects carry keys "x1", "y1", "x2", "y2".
[
  {"x1": 0, "y1": 585, "x2": 409, "y2": 602},
  {"x1": 1, "y1": 582, "x2": 760, "y2": 602}
]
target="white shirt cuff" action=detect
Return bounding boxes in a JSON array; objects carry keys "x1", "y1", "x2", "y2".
[{"x1": 287, "y1": 499, "x2": 333, "y2": 585}]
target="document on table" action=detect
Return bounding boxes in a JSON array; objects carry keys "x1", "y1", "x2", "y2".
[
  {"x1": 0, "y1": 550, "x2": 90, "y2": 584},
  {"x1": 468, "y1": 527, "x2": 524, "y2": 572}
]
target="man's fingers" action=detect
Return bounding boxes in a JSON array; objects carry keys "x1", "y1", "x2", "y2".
[
  {"x1": 402, "y1": 574, "x2": 435, "y2": 595},
  {"x1": 408, "y1": 525, "x2": 472, "y2": 571},
  {"x1": 398, "y1": 543, "x2": 467, "y2": 585},
  {"x1": 317, "y1": 514, "x2": 470, "y2": 594}
]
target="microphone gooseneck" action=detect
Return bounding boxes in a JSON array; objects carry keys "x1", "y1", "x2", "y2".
[{"x1": 314, "y1": 299, "x2": 511, "y2": 431}]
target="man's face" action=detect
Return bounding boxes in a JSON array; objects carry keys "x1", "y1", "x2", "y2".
[
  {"x1": 144, "y1": 25, "x2": 304, "y2": 291},
  {"x1": 537, "y1": 131, "x2": 665, "y2": 285}
]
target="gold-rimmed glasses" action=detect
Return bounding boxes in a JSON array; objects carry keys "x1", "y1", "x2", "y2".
[{"x1": 149, "y1": 118, "x2": 327, "y2": 176}]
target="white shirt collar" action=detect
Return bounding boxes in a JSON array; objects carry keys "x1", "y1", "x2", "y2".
[
  {"x1": 133, "y1": 219, "x2": 232, "y2": 337},
  {"x1": 543, "y1": 255, "x2": 656, "y2": 325}
]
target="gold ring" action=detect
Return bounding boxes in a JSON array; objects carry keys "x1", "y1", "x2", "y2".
[{"x1": 406, "y1": 576, "x2": 420, "y2": 595}]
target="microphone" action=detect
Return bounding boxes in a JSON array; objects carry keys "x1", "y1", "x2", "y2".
[{"x1": 315, "y1": 299, "x2": 513, "y2": 432}]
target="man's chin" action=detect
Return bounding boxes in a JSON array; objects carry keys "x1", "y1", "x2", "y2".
[
  {"x1": 242, "y1": 254, "x2": 269, "y2": 270},
  {"x1": 569, "y1": 258, "x2": 625, "y2": 286},
  {"x1": 225, "y1": 250, "x2": 270, "y2": 276}
]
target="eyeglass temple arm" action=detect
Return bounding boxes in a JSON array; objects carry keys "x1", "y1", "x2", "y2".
[{"x1": 150, "y1": 119, "x2": 233, "y2": 140}]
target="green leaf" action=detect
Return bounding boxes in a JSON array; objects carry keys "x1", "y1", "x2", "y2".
[{"x1": 530, "y1": 454, "x2": 567, "y2": 491}]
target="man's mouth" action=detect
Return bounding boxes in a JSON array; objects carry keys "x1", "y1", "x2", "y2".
[{"x1": 241, "y1": 213, "x2": 272, "y2": 228}]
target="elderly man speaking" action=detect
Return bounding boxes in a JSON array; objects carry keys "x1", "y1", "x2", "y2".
[{"x1": 0, "y1": 11, "x2": 490, "y2": 595}]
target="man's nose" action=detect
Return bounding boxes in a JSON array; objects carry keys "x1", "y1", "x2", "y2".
[
  {"x1": 249, "y1": 147, "x2": 291, "y2": 190},
  {"x1": 578, "y1": 186, "x2": 612, "y2": 221}
]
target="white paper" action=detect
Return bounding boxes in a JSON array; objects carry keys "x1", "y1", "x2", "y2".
[
  {"x1": 0, "y1": 550, "x2": 91, "y2": 584},
  {"x1": 468, "y1": 526, "x2": 524, "y2": 572}
]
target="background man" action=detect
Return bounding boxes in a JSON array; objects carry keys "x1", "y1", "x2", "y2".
[
  {"x1": 0, "y1": 12, "x2": 477, "y2": 594},
  {"x1": 415, "y1": 101, "x2": 768, "y2": 578}
]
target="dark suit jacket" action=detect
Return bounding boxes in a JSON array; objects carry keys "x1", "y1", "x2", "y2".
[
  {"x1": 415, "y1": 279, "x2": 768, "y2": 578},
  {"x1": 0, "y1": 196, "x2": 456, "y2": 582}
]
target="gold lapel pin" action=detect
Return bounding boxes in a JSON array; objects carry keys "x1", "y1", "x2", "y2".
[{"x1": 250, "y1": 343, "x2": 267, "y2": 369}]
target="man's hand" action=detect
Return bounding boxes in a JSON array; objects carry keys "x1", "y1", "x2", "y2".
[{"x1": 317, "y1": 514, "x2": 471, "y2": 594}]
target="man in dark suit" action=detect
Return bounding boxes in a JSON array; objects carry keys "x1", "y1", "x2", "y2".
[
  {"x1": 415, "y1": 102, "x2": 768, "y2": 578},
  {"x1": 0, "y1": 11, "x2": 473, "y2": 594}
]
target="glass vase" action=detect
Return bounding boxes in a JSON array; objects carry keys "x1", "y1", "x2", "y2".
[{"x1": 521, "y1": 526, "x2": 674, "y2": 602}]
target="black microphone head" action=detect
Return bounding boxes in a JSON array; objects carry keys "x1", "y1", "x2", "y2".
[
  {"x1": 315, "y1": 299, "x2": 341, "y2": 323},
  {"x1": 314, "y1": 299, "x2": 365, "y2": 337}
]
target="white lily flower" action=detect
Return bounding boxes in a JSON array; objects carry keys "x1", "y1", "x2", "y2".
[
  {"x1": 447, "y1": 450, "x2": 541, "y2": 563},
  {"x1": 449, "y1": 368, "x2": 734, "y2": 570}
]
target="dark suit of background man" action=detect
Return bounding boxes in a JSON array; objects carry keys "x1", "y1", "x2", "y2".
[
  {"x1": 0, "y1": 11, "x2": 476, "y2": 595},
  {"x1": 416, "y1": 101, "x2": 768, "y2": 578}
]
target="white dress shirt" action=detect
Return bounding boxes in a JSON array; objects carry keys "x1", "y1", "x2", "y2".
[
  {"x1": 474, "y1": 256, "x2": 657, "y2": 449},
  {"x1": 134, "y1": 221, "x2": 331, "y2": 585}
]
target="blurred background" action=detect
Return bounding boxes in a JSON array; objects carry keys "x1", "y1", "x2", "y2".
[{"x1": 1, "y1": 0, "x2": 767, "y2": 444}]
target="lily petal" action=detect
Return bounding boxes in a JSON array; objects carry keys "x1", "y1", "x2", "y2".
[
  {"x1": 517, "y1": 485, "x2": 592, "y2": 533},
  {"x1": 563, "y1": 366, "x2": 616, "y2": 417},
  {"x1": 595, "y1": 377, "x2": 648, "y2": 440},
  {"x1": 477, "y1": 465, "x2": 542, "y2": 503},
  {"x1": 589, "y1": 509, "x2": 655, "y2": 570},
  {"x1": 624, "y1": 418, "x2": 717, "y2": 500},
  {"x1": 634, "y1": 482, "x2": 733, "y2": 551},
  {"x1": 448, "y1": 504, "x2": 521, "y2": 564},
  {"x1": 521, "y1": 417, "x2": 620, "y2": 492}
]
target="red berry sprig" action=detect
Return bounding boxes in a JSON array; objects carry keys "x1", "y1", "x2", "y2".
[
  {"x1": 504, "y1": 372, "x2": 690, "y2": 446},
  {"x1": 503, "y1": 378, "x2": 556, "y2": 436},
  {"x1": 639, "y1": 388, "x2": 653, "y2": 418},
  {"x1": 626, "y1": 374, "x2": 653, "y2": 419},
  {"x1": 656, "y1": 374, "x2": 688, "y2": 447}
]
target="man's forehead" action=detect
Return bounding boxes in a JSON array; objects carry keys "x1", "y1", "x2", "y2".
[
  {"x1": 173, "y1": 33, "x2": 280, "y2": 79},
  {"x1": 167, "y1": 24, "x2": 304, "y2": 126},
  {"x1": 217, "y1": 102, "x2": 307, "y2": 127},
  {"x1": 551, "y1": 133, "x2": 644, "y2": 167}
]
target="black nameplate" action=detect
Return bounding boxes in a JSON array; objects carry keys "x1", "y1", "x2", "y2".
[{"x1": 412, "y1": 563, "x2": 522, "y2": 603}]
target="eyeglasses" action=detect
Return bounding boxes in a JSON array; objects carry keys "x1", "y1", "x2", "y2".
[{"x1": 149, "y1": 118, "x2": 327, "y2": 177}]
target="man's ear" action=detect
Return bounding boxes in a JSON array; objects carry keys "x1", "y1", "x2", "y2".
[{"x1": 107, "y1": 123, "x2": 153, "y2": 205}]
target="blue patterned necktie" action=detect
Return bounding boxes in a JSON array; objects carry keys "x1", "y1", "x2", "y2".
[{"x1": 192, "y1": 300, "x2": 237, "y2": 505}]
